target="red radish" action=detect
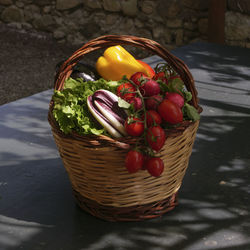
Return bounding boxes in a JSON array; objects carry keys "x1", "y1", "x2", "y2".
[
  {"x1": 139, "y1": 78, "x2": 160, "y2": 97},
  {"x1": 165, "y1": 92, "x2": 184, "y2": 108},
  {"x1": 145, "y1": 95, "x2": 163, "y2": 110},
  {"x1": 128, "y1": 97, "x2": 142, "y2": 111}
]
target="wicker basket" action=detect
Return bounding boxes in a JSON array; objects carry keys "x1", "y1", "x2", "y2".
[{"x1": 48, "y1": 35, "x2": 202, "y2": 221}]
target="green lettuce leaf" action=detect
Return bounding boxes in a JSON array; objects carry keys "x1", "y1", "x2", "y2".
[
  {"x1": 183, "y1": 103, "x2": 200, "y2": 121},
  {"x1": 183, "y1": 91, "x2": 192, "y2": 102},
  {"x1": 52, "y1": 77, "x2": 118, "y2": 135}
]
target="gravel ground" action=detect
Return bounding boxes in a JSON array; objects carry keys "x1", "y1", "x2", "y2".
[{"x1": 0, "y1": 24, "x2": 86, "y2": 105}]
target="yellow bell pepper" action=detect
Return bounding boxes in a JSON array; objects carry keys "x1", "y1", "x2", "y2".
[{"x1": 96, "y1": 45, "x2": 149, "y2": 81}]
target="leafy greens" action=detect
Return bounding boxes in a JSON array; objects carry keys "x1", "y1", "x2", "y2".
[{"x1": 52, "y1": 77, "x2": 119, "y2": 136}]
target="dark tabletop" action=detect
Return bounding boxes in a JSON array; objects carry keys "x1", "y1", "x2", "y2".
[{"x1": 0, "y1": 42, "x2": 250, "y2": 250}]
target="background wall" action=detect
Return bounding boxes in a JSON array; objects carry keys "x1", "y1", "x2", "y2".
[
  {"x1": 226, "y1": 0, "x2": 250, "y2": 48},
  {"x1": 0, "y1": 0, "x2": 249, "y2": 50}
]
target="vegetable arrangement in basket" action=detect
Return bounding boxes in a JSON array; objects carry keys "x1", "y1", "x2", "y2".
[
  {"x1": 48, "y1": 35, "x2": 203, "y2": 222},
  {"x1": 52, "y1": 44, "x2": 200, "y2": 178}
]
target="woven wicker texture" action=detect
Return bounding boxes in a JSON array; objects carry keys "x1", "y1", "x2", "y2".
[
  {"x1": 73, "y1": 190, "x2": 178, "y2": 222},
  {"x1": 48, "y1": 35, "x2": 202, "y2": 221},
  {"x1": 50, "y1": 119, "x2": 199, "y2": 207}
]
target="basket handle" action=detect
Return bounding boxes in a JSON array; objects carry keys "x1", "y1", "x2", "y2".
[{"x1": 54, "y1": 35, "x2": 199, "y2": 109}]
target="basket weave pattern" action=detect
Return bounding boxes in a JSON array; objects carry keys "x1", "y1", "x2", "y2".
[{"x1": 48, "y1": 35, "x2": 201, "y2": 221}]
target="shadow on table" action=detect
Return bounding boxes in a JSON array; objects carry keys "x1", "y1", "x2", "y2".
[
  {"x1": 0, "y1": 90, "x2": 57, "y2": 151},
  {"x1": 174, "y1": 42, "x2": 250, "y2": 83},
  {"x1": 0, "y1": 101, "x2": 249, "y2": 250}
]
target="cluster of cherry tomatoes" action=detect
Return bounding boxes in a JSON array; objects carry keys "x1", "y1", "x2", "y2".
[{"x1": 116, "y1": 64, "x2": 187, "y2": 177}]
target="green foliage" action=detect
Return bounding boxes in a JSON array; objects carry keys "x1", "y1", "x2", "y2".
[
  {"x1": 52, "y1": 77, "x2": 118, "y2": 135},
  {"x1": 183, "y1": 103, "x2": 200, "y2": 121}
]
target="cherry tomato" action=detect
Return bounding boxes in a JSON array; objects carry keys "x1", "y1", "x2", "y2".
[
  {"x1": 153, "y1": 71, "x2": 168, "y2": 85},
  {"x1": 125, "y1": 150, "x2": 144, "y2": 173},
  {"x1": 117, "y1": 82, "x2": 136, "y2": 101},
  {"x1": 125, "y1": 117, "x2": 144, "y2": 137},
  {"x1": 146, "y1": 125, "x2": 166, "y2": 152},
  {"x1": 157, "y1": 99, "x2": 183, "y2": 124},
  {"x1": 137, "y1": 60, "x2": 155, "y2": 78},
  {"x1": 144, "y1": 110, "x2": 162, "y2": 127},
  {"x1": 130, "y1": 72, "x2": 147, "y2": 87},
  {"x1": 146, "y1": 157, "x2": 164, "y2": 177},
  {"x1": 145, "y1": 94, "x2": 163, "y2": 110}
]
